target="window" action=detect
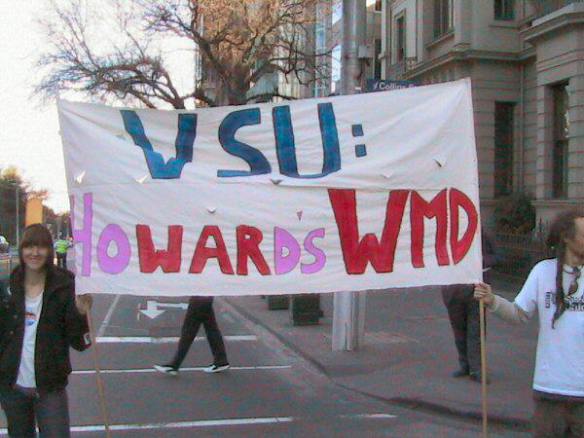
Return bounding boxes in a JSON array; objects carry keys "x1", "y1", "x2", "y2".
[
  {"x1": 315, "y1": 24, "x2": 326, "y2": 54},
  {"x1": 314, "y1": 17, "x2": 327, "y2": 97},
  {"x1": 494, "y1": 102, "x2": 515, "y2": 198},
  {"x1": 494, "y1": 0, "x2": 515, "y2": 20},
  {"x1": 552, "y1": 83, "x2": 569, "y2": 198},
  {"x1": 433, "y1": 0, "x2": 451, "y2": 38},
  {"x1": 332, "y1": 0, "x2": 342, "y2": 25},
  {"x1": 331, "y1": 45, "x2": 342, "y2": 94},
  {"x1": 374, "y1": 39, "x2": 382, "y2": 79},
  {"x1": 396, "y1": 15, "x2": 405, "y2": 62},
  {"x1": 375, "y1": 0, "x2": 382, "y2": 12}
]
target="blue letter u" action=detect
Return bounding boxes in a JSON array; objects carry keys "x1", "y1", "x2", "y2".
[{"x1": 272, "y1": 103, "x2": 341, "y2": 179}]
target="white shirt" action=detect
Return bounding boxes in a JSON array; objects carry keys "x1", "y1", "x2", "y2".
[
  {"x1": 16, "y1": 293, "x2": 44, "y2": 388},
  {"x1": 514, "y1": 259, "x2": 584, "y2": 397}
]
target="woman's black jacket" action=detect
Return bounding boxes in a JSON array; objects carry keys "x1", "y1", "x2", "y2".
[{"x1": 0, "y1": 265, "x2": 91, "y2": 392}]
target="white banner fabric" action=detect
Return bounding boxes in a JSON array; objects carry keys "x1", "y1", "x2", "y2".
[{"x1": 58, "y1": 79, "x2": 482, "y2": 296}]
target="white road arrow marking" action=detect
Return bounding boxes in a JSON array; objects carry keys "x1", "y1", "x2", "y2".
[{"x1": 139, "y1": 300, "x2": 189, "y2": 319}]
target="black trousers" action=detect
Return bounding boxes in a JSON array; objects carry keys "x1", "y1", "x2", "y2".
[
  {"x1": 169, "y1": 297, "x2": 228, "y2": 369},
  {"x1": 0, "y1": 386, "x2": 70, "y2": 438},
  {"x1": 441, "y1": 284, "x2": 483, "y2": 374}
]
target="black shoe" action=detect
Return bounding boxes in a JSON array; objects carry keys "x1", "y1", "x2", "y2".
[
  {"x1": 203, "y1": 363, "x2": 230, "y2": 373},
  {"x1": 451, "y1": 369, "x2": 469, "y2": 378},
  {"x1": 469, "y1": 372, "x2": 490, "y2": 384},
  {"x1": 153, "y1": 364, "x2": 178, "y2": 376}
]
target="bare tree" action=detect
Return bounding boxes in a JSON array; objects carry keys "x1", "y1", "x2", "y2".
[{"x1": 36, "y1": 0, "x2": 333, "y2": 108}]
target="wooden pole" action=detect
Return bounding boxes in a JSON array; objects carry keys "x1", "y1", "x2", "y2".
[
  {"x1": 87, "y1": 312, "x2": 112, "y2": 438},
  {"x1": 479, "y1": 299, "x2": 488, "y2": 438}
]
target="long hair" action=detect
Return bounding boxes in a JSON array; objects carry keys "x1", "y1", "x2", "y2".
[
  {"x1": 18, "y1": 224, "x2": 55, "y2": 271},
  {"x1": 546, "y1": 207, "x2": 584, "y2": 328}
]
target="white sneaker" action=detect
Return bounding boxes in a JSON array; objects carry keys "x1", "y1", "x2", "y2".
[
  {"x1": 153, "y1": 364, "x2": 178, "y2": 376},
  {"x1": 203, "y1": 363, "x2": 230, "y2": 373}
]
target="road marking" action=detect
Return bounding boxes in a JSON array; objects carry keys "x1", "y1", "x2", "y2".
[
  {"x1": 140, "y1": 300, "x2": 189, "y2": 319},
  {"x1": 97, "y1": 295, "x2": 121, "y2": 337},
  {"x1": 344, "y1": 413, "x2": 397, "y2": 419},
  {"x1": 95, "y1": 335, "x2": 256, "y2": 343},
  {"x1": 0, "y1": 417, "x2": 293, "y2": 434},
  {"x1": 0, "y1": 413, "x2": 397, "y2": 434},
  {"x1": 221, "y1": 311, "x2": 236, "y2": 324},
  {"x1": 72, "y1": 365, "x2": 292, "y2": 375}
]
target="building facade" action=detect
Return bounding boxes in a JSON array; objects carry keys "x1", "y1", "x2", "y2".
[
  {"x1": 329, "y1": 0, "x2": 383, "y2": 92},
  {"x1": 379, "y1": 0, "x2": 584, "y2": 225}
]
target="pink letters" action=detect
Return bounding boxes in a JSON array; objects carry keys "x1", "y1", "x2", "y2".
[
  {"x1": 274, "y1": 227, "x2": 326, "y2": 275},
  {"x1": 96, "y1": 224, "x2": 131, "y2": 274},
  {"x1": 70, "y1": 193, "x2": 93, "y2": 277}
]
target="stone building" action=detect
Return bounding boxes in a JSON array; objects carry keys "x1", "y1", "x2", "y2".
[{"x1": 378, "y1": 0, "x2": 584, "y2": 224}]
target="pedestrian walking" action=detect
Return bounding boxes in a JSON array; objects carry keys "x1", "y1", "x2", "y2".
[
  {"x1": 442, "y1": 229, "x2": 498, "y2": 382},
  {"x1": 154, "y1": 296, "x2": 230, "y2": 375},
  {"x1": 0, "y1": 224, "x2": 92, "y2": 438},
  {"x1": 474, "y1": 208, "x2": 584, "y2": 438},
  {"x1": 54, "y1": 237, "x2": 71, "y2": 270}
]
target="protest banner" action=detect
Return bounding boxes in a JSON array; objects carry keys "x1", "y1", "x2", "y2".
[{"x1": 58, "y1": 79, "x2": 481, "y2": 296}]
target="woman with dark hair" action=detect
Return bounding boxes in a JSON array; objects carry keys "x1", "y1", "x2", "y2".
[
  {"x1": 0, "y1": 224, "x2": 92, "y2": 437},
  {"x1": 474, "y1": 208, "x2": 584, "y2": 437}
]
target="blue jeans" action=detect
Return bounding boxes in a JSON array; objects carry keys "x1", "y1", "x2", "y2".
[{"x1": 0, "y1": 386, "x2": 70, "y2": 438}]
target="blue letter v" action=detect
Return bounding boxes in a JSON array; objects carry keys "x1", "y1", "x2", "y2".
[{"x1": 121, "y1": 110, "x2": 196, "y2": 179}]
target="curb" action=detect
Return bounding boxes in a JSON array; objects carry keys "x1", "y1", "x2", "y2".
[
  {"x1": 225, "y1": 297, "x2": 532, "y2": 432},
  {"x1": 223, "y1": 298, "x2": 329, "y2": 377}
]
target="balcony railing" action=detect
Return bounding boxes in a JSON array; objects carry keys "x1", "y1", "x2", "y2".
[
  {"x1": 530, "y1": 0, "x2": 584, "y2": 19},
  {"x1": 386, "y1": 57, "x2": 418, "y2": 80}
]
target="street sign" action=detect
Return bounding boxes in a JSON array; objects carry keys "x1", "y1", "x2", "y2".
[{"x1": 366, "y1": 79, "x2": 417, "y2": 92}]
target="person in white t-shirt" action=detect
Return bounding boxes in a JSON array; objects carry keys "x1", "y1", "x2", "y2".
[
  {"x1": 474, "y1": 208, "x2": 584, "y2": 438},
  {"x1": 0, "y1": 224, "x2": 93, "y2": 437}
]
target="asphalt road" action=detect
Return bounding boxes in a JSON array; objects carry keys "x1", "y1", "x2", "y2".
[{"x1": 1, "y1": 294, "x2": 530, "y2": 437}]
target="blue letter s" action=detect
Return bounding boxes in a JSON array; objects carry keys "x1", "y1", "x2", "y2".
[{"x1": 217, "y1": 108, "x2": 271, "y2": 177}]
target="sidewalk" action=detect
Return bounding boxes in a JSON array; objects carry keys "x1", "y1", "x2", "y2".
[{"x1": 224, "y1": 275, "x2": 536, "y2": 430}]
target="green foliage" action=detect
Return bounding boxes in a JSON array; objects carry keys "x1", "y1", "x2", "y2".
[
  {"x1": 494, "y1": 192, "x2": 536, "y2": 234},
  {"x1": 0, "y1": 167, "x2": 28, "y2": 245}
]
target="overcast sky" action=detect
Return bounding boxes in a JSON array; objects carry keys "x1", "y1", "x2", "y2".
[{"x1": 0, "y1": 1, "x2": 69, "y2": 212}]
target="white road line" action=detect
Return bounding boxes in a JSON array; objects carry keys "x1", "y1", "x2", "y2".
[
  {"x1": 96, "y1": 335, "x2": 256, "y2": 343},
  {"x1": 221, "y1": 311, "x2": 236, "y2": 324},
  {"x1": 72, "y1": 365, "x2": 292, "y2": 375},
  {"x1": 0, "y1": 417, "x2": 293, "y2": 434},
  {"x1": 343, "y1": 413, "x2": 397, "y2": 419},
  {"x1": 0, "y1": 413, "x2": 397, "y2": 434},
  {"x1": 97, "y1": 295, "x2": 121, "y2": 337}
]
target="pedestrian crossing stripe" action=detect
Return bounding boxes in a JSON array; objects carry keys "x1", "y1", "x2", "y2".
[
  {"x1": 0, "y1": 414, "x2": 397, "y2": 434},
  {"x1": 95, "y1": 335, "x2": 256, "y2": 343},
  {"x1": 71, "y1": 365, "x2": 292, "y2": 374}
]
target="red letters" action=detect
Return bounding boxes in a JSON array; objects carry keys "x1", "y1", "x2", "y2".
[
  {"x1": 328, "y1": 189, "x2": 409, "y2": 274},
  {"x1": 410, "y1": 189, "x2": 449, "y2": 268},
  {"x1": 236, "y1": 225, "x2": 271, "y2": 275},
  {"x1": 135, "y1": 187, "x2": 478, "y2": 278},
  {"x1": 330, "y1": 188, "x2": 479, "y2": 274},
  {"x1": 136, "y1": 225, "x2": 183, "y2": 273},
  {"x1": 190, "y1": 226, "x2": 234, "y2": 274},
  {"x1": 449, "y1": 188, "x2": 478, "y2": 264}
]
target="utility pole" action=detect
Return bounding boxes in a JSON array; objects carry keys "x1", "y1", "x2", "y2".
[
  {"x1": 332, "y1": 0, "x2": 367, "y2": 351},
  {"x1": 15, "y1": 186, "x2": 20, "y2": 248}
]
